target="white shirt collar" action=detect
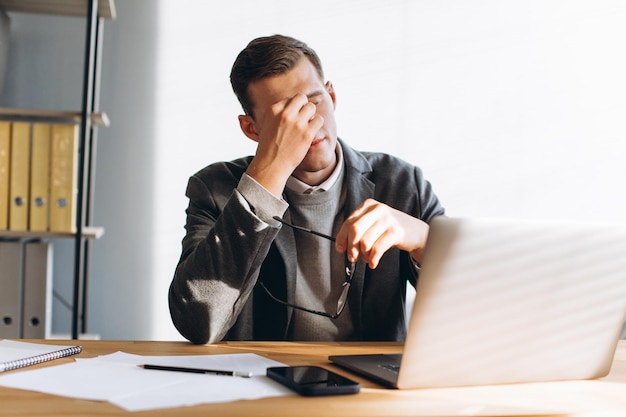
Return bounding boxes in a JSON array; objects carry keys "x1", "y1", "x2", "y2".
[{"x1": 286, "y1": 142, "x2": 344, "y2": 194}]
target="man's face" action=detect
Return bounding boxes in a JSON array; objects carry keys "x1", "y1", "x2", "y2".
[{"x1": 246, "y1": 58, "x2": 338, "y2": 185}]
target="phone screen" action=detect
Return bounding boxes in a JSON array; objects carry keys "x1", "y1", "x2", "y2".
[{"x1": 267, "y1": 366, "x2": 360, "y2": 396}]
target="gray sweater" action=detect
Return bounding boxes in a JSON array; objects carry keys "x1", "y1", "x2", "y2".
[{"x1": 283, "y1": 174, "x2": 354, "y2": 340}]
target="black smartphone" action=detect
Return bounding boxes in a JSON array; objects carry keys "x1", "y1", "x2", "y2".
[{"x1": 266, "y1": 365, "x2": 360, "y2": 396}]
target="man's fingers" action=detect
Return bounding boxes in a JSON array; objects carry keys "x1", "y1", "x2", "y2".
[
  {"x1": 335, "y1": 199, "x2": 379, "y2": 261},
  {"x1": 362, "y1": 230, "x2": 397, "y2": 269},
  {"x1": 358, "y1": 220, "x2": 392, "y2": 262},
  {"x1": 336, "y1": 199, "x2": 428, "y2": 269}
]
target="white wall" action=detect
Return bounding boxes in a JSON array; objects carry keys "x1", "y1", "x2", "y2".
[{"x1": 3, "y1": 0, "x2": 625, "y2": 340}]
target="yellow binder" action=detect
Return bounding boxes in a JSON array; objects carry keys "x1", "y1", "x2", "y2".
[
  {"x1": 0, "y1": 121, "x2": 10, "y2": 230},
  {"x1": 49, "y1": 123, "x2": 78, "y2": 233},
  {"x1": 9, "y1": 122, "x2": 31, "y2": 231},
  {"x1": 29, "y1": 123, "x2": 52, "y2": 231}
]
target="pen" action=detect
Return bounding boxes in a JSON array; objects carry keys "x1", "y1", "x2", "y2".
[{"x1": 138, "y1": 364, "x2": 252, "y2": 378}]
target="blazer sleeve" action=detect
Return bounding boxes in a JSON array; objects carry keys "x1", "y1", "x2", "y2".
[
  {"x1": 414, "y1": 164, "x2": 445, "y2": 223},
  {"x1": 168, "y1": 167, "x2": 283, "y2": 344}
]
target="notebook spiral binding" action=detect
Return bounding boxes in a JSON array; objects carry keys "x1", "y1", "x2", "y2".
[{"x1": 0, "y1": 345, "x2": 82, "y2": 372}]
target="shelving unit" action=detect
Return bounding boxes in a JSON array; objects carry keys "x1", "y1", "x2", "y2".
[{"x1": 0, "y1": 0, "x2": 116, "y2": 339}]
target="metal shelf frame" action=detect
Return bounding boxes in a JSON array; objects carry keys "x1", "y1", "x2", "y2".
[
  {"x1": 73, "y1": 0, "x2": 102, "y2": 340},
  {"x1": 0, "y1": 0, "x2": 115, "y2": 339}
]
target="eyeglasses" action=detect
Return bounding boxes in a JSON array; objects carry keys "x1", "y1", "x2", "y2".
[{"x1": 258, "y1": 216, "x2": 356, "y2": 319}]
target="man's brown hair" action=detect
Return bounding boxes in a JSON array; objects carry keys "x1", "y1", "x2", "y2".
[{"x1": 230, "y1": 35, "x2": 324, "y2": 118}]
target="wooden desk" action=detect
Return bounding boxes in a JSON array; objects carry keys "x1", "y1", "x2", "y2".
[{"x1": 1, "y1": 340, "x2": 625, "y2": 417}]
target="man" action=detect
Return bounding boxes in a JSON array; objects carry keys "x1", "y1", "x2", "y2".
[{"x1": 169, "y1": 35, "x2": 445, "y2": 344}]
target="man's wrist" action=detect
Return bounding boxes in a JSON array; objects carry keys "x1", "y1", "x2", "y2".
[
  {"x1": 246, "y1": 160, "x2": 290, "y2": 198},
  {"x1": 237, "y1": 174, "x2": 288, "y2": 222}
]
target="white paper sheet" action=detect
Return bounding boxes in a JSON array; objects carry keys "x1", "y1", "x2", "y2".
[{"x1": 0, "y1": 351, "x2": 292, "y2": 412}]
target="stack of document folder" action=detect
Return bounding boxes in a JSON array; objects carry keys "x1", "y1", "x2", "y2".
[
  {"x1": 0, "y1": 241, "x2": 52, "y2": 339},
  {"x1": 0, "y1": 120, "x2": 78, "y2": 233}
]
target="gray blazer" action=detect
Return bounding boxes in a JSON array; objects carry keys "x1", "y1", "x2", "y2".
[{"x1": 169, "y1": 139, "x2": 445, "y2": 344}]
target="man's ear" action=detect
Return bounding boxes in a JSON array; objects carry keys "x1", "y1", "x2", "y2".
[
  {"x1": 238, "y1": 114, "x2": 259, "y2": 142},
  {"x1": 326, "y1": 81, "x2": 337, "y2": 110}
]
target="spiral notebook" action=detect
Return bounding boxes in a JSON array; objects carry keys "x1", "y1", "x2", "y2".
[{"x1": 0, "y1": 340, "x2": 82, "y2": 372}]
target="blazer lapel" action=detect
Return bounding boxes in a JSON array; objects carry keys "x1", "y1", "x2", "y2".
[
  {"x1": 273, "y1": 210, "x2": 297, "y2": 337},
  {"x1": 341, "y1": 140, "x2": 375, "y2": 339}
]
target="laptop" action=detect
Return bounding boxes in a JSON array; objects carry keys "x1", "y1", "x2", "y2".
[{"x1": 330, "y1": 216, "x2": 626, "y2": 389}]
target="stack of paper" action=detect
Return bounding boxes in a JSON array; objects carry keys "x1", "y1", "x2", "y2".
[{"x1": 0, "y1": 349, "x2": 292, "y2": 411}]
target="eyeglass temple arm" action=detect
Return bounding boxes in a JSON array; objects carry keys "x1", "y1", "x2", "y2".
[{"x1": 273, "y1": 216, "x2": 336, "y2": 242}]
